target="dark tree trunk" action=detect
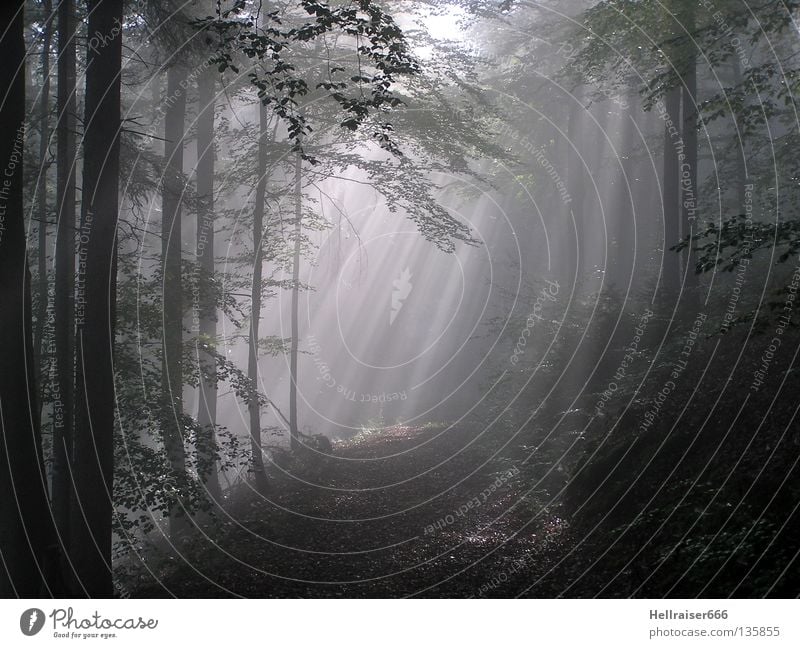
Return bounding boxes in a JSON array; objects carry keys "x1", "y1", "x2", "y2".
[
  {"x1": 53, "y1": 0, "x2": 77, "y2": 576},
  {"x1": 586, "y1": 105, "x2": 608, "y2": 276},
  {"x1": 289, "y1": 151, "x2": 302, "y2": 451},
  {"x1": 71, "y1": 0, "x2": 122, "y2": 597},
  {"x1": 565, "y1": 94, "x2": 584, "y2": 287},
  {"x1": 248, "y1": 104, "x2": 269, "y2": 489},
  {"x1": 0, "y1": 0, "x2": 56, "y2": 597},
  {"x1": 196, "y1": 65, "x2": 219, "y2": 498},
  {"x1": 681, "y1": 7, "x2": 698, "y2": 287},
  {"x1": 614, "y1": 99, "x2": 638, "y2": 284},
  {"x1": 34, "y1": 0, "x2": 53, "y2": 367},
  {"x1": 161, "y1": 63, "x2": 189, "y2": 536},
  {"x1": 661, "y1": 85, "x2": 681, "y2": 295},
  {"x1": 731, "y1": 54, "x2": 748, "y2": 209}
]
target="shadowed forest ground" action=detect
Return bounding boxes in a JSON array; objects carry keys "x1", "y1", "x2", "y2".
[
  {"x1": 127, "y1": 425, "x2": 570, "y2": 598},
  {"x1": 123, "y1": 401, "x2": 800, "y2": 599}
]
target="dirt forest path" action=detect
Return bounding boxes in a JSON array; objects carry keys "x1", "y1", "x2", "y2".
[{"x1": 131, "y1": 425, "x2": 570, "y2": 597}]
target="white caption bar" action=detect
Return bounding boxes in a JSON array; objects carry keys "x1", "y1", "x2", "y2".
[{"x1": 1, "y1": 599, "x2": 797, "y2": 647}]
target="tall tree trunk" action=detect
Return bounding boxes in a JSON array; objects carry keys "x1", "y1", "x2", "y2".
[
  {"x1": 661, "y1": 85, "x2": 681, "y2": 295},
  {"x1": 681, "y1": 6, "x2": 698, "y2": 287},
  {"x1": 35, "y1": 0, "x2": 53, "y2": 364},
  {"x1": 71, "y1": 0, "x2": 122, "y2": 597},
  {"x1": 587, "y1": 105, "x2": 608, "y2": 277},
  {"x1": 161, "y1": 62, "x2": 188, "y2": 535},
  {"x1": 565, "y1": 94, "x2": 584, "y2": 287},
  {"x1": 0, "y1": 0, "x2": 57, "y2": 598},
  {"x1": 289, "y1": 151, "x2": 302, "y2": 451},
  {"x1": 731, "y1": 53, "x2": 748, "y2": 212},
  {"x1": 196, "y1": 65, "x2": 219, "y2": 498},
  {"x1": 248, "y1": 104, "x2": 269, "y2": 489},
  {"x1": 53, "y1": 0, "x2": 77, "y2": 578},
  {"x1": 614, "y1": 98, "x2": 638, "y2": 284}
]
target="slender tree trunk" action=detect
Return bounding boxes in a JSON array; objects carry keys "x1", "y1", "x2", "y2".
[
  {"x1": 0, "y1": 0, "x2": 57, "y2": 598},
  {"x1": 614, "y1": 98, "x2": 638, "y2": 283},
  {"x1": 681, "y1": 10, "x2": 698, "y2": 286},
  {"x1": 565, "y1": 95, "x2": 584, "y2": 287},
  {"x1": 71, "y1": 0, "x2": 122, "y2": 597},
  {"x1": 53, "y1": 0, "x2": 77, "y2": 579},
  {"x1": 196, "y1": 65, "x2": 219, "y2": 498},
  {"x1": 289, "y1": 151, "x2": 302, "y2": 451},
  {"x1": 249, "y1": 104, "x2": 269, "y2": 489},
  {"x1": 35, "y1": 0, "x2": 53, "y2": 365},
  {"x1": 731, "y1": 53, "x2": 748, "y2": 210},
  {"x1": 661, "y1": 85, "x2": 681, "y2": 295},
  {"x1": 587, "y1": 105, "x2": 608, "y2": 276},
  {"x1": 161, "y1": 63, "x2": 188, "y2": 535}
]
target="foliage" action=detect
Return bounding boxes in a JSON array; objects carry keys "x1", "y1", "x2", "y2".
[{"x1": 197, "y1": 0, "x2": 421, "y2": 157}]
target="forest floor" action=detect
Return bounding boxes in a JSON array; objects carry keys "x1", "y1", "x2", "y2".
[{"x1": 126, "y1": 424, "x2": 571, "y2": 597}]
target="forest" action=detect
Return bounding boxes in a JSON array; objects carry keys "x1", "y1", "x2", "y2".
[{"x1": 0, "y1": 0, "x2": 799, "y2": 599}]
